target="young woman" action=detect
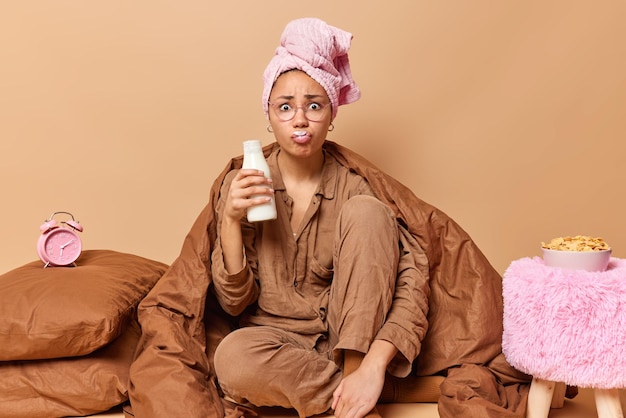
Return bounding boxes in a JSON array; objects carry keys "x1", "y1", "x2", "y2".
[{"x1": 211, "y1": 18, "x2": 425, "y2": 418}]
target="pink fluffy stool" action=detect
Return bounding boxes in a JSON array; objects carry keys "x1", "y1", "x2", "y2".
[{"x1": 503, "y1": 257, "x2": 626, "y2": 418}]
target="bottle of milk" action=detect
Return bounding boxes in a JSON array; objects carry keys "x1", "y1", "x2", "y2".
[{"x1": 242, "y1": 140, "x2": 277, "y2": 222}]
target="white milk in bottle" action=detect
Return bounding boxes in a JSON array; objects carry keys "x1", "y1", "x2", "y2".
[{"x1": 242, "y1": 140, "x2": 277, "y2": 222}]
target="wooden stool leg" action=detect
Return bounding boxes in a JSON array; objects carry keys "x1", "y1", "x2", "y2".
[
  {"x1": 550, "y1": 382, "x2": 566, "y2": 408},
  {"x1": 595, "y1": 388, "x2": 624, "y2": 418},
  {"x1": 527, "y1": 377, "x2": 556, "y2": 418}
]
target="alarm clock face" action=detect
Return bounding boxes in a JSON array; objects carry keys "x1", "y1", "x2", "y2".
[{"x1": 38, "y1": 228, "x2": 82, "y2": 266}]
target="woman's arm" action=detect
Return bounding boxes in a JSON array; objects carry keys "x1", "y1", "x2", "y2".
[
  {"x1": 219, "y1": 214, "x2": 245, "y2": 274},
  {"x1": 210, "y1": 169, "x2": 273, "y2": 315}
]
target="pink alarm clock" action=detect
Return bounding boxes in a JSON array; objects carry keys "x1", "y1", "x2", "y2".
[{"x1": 37, "y1": 211, "x2": 84, "y2": 268}]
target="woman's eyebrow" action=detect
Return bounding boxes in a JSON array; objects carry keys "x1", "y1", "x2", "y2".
[{"x1": 274, "y1": 94, "x2": 325, "y2": 101}]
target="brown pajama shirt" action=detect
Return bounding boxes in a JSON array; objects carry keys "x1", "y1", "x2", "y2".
[{"x1": 211, "y1": 149, "x2": 421, "y2": 416}]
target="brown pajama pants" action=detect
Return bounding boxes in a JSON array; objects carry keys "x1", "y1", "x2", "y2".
[{"x1": 214, "y1": 195, "x2": 399, "y2": 417}]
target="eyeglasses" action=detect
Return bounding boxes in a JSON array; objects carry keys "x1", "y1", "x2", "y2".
[{"x1": 268, "y1": 101, "x2": 330, "y2": 122}]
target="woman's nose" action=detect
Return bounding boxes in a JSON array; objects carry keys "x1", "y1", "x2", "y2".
[{"x1": 292, "y1": 107, "x2": 309, "y2": 126}]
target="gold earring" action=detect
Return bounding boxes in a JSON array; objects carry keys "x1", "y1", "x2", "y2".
[
  {"x1": 266, "y1": 124, "x2": 274, "y2": 133},
  {"x1": 328, "y1": 123, "x2": 335, "y2": 132}
]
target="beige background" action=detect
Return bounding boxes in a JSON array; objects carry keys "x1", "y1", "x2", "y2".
[{"x1": 1, "y1": 1, "x2": 625, "y2": 275}]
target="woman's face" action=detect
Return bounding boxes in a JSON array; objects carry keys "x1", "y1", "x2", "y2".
[{"x1": 267, "y1": 70, "x2": 332, "y2": 160}]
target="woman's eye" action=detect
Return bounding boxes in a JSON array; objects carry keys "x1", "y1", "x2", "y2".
[
  {"x1": 279, "y1": 104, "x2": 292, "y2": 112},
  {"x1": 308, "y1": 103, "x2": 321, "y2": 111}
]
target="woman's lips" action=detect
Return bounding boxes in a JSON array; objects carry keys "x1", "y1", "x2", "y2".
[{"x1": 292, "y1": 131, "x2": 311, "y2": 144}]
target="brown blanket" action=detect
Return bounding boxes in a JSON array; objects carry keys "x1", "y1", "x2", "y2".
[{"x1": 129, "y1": 141, "x2": 530, "y2": 418}]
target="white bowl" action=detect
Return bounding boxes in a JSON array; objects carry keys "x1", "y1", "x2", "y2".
[{"x1": 542, "y1": 248, "x2": 612, "y2": 272}]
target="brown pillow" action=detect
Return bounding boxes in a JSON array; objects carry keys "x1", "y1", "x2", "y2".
[
  {"x1": 0, "y1": 250, "x2": 168, "y2": 361},
  {"x1": 0, "y1": 319, "x2": 140, "y2": 418}
]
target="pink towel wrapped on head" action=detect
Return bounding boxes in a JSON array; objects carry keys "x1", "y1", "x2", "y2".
[{"x1": 262, "y1": 17, "x2": 361, "y2": 120}]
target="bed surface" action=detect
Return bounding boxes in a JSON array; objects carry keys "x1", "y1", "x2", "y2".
[{"x1": 85, "y1": 388, "x2": 625, "y2": 418}]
